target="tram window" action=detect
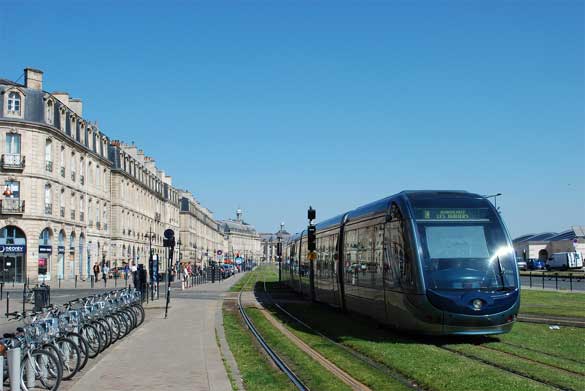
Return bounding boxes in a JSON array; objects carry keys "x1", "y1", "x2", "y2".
[{"x1": 385, "y1": 206, "x2": 417, "y2": 291}]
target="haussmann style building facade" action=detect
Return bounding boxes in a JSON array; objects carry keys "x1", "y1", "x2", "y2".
[{"x1": 0, "y1": 67, "x2": 242, "y2": 283}]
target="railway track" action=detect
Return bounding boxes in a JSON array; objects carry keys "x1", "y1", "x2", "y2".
[
  {"x1": 259, "y1": 275, "x2": 425, "y2": 391},
  {"x1": 498, "y1": 341, "x2": 585, "y2": 365},
  {"x1": 237, "y1": 271, "x2": 310, "y2": 391},
  {"x1": 436, "y1": 345, "x2": 578, "y2": 391}
]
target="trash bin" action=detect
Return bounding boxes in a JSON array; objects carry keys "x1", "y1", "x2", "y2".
[{"x1": 33, "y1": 285, "x2": 50, "y2": 312}]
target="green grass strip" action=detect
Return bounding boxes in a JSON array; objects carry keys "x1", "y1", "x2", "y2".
[
  {"x1": 520, "y1": 289, "x2": 585, "y2": 318},
  {"x1": 450, "y1": 344, "x2": 584, "y2": 390},
  {"x1": 267, "y1": 306, "x2": 412, "y2": 391},
  {"x1": 247, "y1": 308, "x2": 352, "y2": 391},
  {"x1": 497, "y1": 322, "x2": 585, "y2": 362},
  {"x1": 284, "y1": 303, "x2": 551, "y2": 391},
  {"x1": 223, "y1": 308, "x2": 296, "y2": 391}
]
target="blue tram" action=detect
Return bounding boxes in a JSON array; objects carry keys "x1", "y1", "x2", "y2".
[{"x1": 282, "y1": 191, "x2": 520, "y2": 335}]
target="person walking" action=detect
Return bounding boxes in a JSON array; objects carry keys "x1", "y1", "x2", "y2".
[
  {"x1": 102, "y1": 264, "x2": 109, "y2": 287},
  {"x1": 93, "y1": 262, "x2": 100, "y2": 284}
]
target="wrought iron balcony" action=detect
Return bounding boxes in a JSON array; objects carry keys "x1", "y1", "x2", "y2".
[
  {"x1": 71, "y1": 210, "x2": 76, "y2": 220},
  {"x1": 45, "y1": 203, "x2": 53, "y2": 215},
  {"x1": 0, "y1": 198, "x2": 25, "y2": 214},
  {"x1": 71, "y1": 172, "x2": 76, "y2": 181},
  {"x1": 45, "y1": 160, "x2": 53, "y2": 172},
  {"x1": 60, "y1": 206, "x2": 65, "y2": 218},
  {"x1": 60, "y1": 166, "x2": 65, "y2": 177},
  {"x1": 1, "y1": 154, "x2": 25, "y2": 170},
  {"x1": 80, "y1": 175, "x2": 85, "y2": 185}
]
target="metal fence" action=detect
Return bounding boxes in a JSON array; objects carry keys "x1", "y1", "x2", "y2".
[{"x1": 520, "y1": 272, "x2": 585, "y2": 291}]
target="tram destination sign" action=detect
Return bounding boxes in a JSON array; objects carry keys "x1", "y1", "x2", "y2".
[
  {"x1": 0, "y1": 244, "x2": 26, "y2": 253},
  {"x1": 414, "y1": 208, "x2": 490, "y2": 221}
]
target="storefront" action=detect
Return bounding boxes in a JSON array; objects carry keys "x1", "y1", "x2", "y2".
[
  {"x1": 0, "y1": 226, "x2": 26, "y2": 283},
  {"x1": 38, "y1": 228, "x2": 52, "y2": 282}
]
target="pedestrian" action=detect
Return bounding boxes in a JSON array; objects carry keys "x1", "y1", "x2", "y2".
[
  {"x1": 124, "y1": 263, "x2": 129, "y2": 281},
  {"x1": 102, "y1": 264, "x2": 109, "y2": 287},
  {"x1": 131, "y1": 262, "x2": 138, "y2": 288},
  {"x1": 93, "y1": 262, "x2": 100, "y2": 284}
]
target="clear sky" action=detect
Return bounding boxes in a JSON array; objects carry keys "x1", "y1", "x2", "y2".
[{"x1": 1, "y1": 0, "x2": 583, "y2": 237}]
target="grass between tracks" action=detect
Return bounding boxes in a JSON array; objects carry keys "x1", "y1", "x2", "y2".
[
  {"x1": 223, "y1": 306, "x2": 295, "y2": 391},
  {"x1": 229, "y1": 264, "x2": 279, "y2": 292},
  {"x1": 520, "y1": 289, "x2": 585, "y2": 318}
]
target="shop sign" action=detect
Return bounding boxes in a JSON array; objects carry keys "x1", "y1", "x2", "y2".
[
  {"x1": 39, "y1": 245, "x2": 53, "y2": 254},
  {"x1": 0, "y1": 245, "x2": 26, "y2": 254}
]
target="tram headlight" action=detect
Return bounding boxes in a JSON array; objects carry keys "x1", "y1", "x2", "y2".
[{"x1": 472, "y1": 299, "x2": 484, "y2": 311}]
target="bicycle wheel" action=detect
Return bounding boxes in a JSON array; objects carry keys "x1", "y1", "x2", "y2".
[
  {"x1": 97, "y1": 319, "x2": 112, "y2": 349},
  {"x1": 81, "y1": 323, "x2": 102, "y2": 358},
  {"x1": 124, "y1": 307, "x2": 137, "y2": 330},
  {"x1": 42, "y1": 343, "x2": 64, "y2": 381},
  {"x1": 105, "y1": 315, "x2": 120, "y2": 343},
  {"x1": 131, "y1": 303, "x2": 145, "y2": 327},
  {"x1": 20, "y1": 348, "x2": 62, "y2": 391},
  {"x1": 56, "y1": 337, "x2": 81, "y2": 380},
  {"x1": 114, "y1": 312, "x2": 129, "y2": 339},
  {"x1": 67, "y1": 331, "x2": 89, "y2": 370}
]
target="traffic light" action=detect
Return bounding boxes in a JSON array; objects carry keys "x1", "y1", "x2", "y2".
[
  {"x1": 307, "y1": 224, "x2": 316, "y2": 252},
  {"x1": 276, "y1": 242, "x2": 282, "y2": 258}
]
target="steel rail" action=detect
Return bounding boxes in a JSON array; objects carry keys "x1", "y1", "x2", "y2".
[{"x1": 237, "y1": 270, "x2": 309, "y2": 391}]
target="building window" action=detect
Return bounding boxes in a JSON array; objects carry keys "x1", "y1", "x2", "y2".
[
  {"x1": 71, "y1": 152, "x2": 76, "y2": 181},
  {"x1": 79, "y1": 196, "x2": 84, "y2": 221},
  {"x1": 45, "y1": 139, "x2": 53, "y2": 172},
  {"x1": 46, "y1": 99, "x2": 54, "y2": 125},
  {"x1": 70, "y1": 192, "x2": 76, "y2": 220},
  {"x1": 60, "y1": 189, "x2": 65, "y2": 217},
  {"x1": 59, "y1": 108, "x2": 66, "y2": 132},
  {"x1": 80, "y1": 157, "x2": 85, "y2": 185},
  {"x1": 44, "y1": 184, "x2": 52, "y2": 215},
  {"x1": 7, "y1": 92, "x2": 21, "y2": 115},
  {"x1": 5, "y1": 133, "x2": 21, "y2": 155},
  {"x1": 60, "y1": 146, "x2": 65, "y2": 177}
]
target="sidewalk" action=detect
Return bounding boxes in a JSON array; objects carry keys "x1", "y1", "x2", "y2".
[{"x1": 66, "y1": 273, "x2": 246, "y2": 391}]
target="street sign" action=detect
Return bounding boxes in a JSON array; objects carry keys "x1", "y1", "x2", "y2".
[
  {"x1": 164, "y1": 229, "x2": 175, "y2": 239},
  {"x1": 217, "y1": 250, "x2": 223, "y2": 256}
]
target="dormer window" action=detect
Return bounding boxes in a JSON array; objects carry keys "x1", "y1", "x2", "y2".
[
  {"x1": 8, "y1": 92, "x2": 21, "y2": 114},
  {"x1": 4, "y1": 89, "x2": 24, "y2": 118},
  {"x1": 45, "y1": 98, "x2": 54, "y2": 125}
]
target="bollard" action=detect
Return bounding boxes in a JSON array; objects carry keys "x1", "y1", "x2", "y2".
[
  {"x1": 5, "y1": 292, "x2": 9, "y2": 317},
  {"x1": 22, "y1": 285, "x2": 26, "y2": 313},
  {"x1": 75, "y1": 275, "x2": 78, "y2": 288},
  {"x1": 58, "y1": 277, "x2": 61, "y2": 289},
  {"x1": 12, "y1": 277, "x2": 14, "y2": 288},
  {"x1": 555, "y1": 273, "x2": 558, "y2": 290},
  {"x1": 570, "y1": 273, "x2": 573, "y2": 291},
  {"x1": 115, "y1": 275, "x2": 117, "y2": 288},
  {"x1": 0, "y1": 282, "x2": 3, "y2": 300},
  {"x1": 146, "y1": 283, "x2": 149, "y2": 304},
  {"x1": 529, "y1": 272, "x2": 532, "y2": 288},
  {"x1": 542, "y1": 272, "x2": 545, "y2": 289},
  {"x1": 91, "y1": 275, "x2": 94, "y2": 289},
  {"x1": 7, "y1": 347, "x2": 21, "y2": 391}
]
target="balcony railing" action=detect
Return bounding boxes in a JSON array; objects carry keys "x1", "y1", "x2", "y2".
[
  {"x1": 45, "y1": 160, "x2": 53, "y2": 172},
  {"x1": 1, "y1": 154, "x2": 25, "y2": 170},
  {"x1": 60, "y1": 206, "x2": 65, "y2": 218},
  {"x1": 71, "y1": 172, "x2": 76, "y2": 181},
  {"x1": 60, "y1": 166, "x2": 65, "y2": 177},
  {"x1": 45, "y1": 203, "x2": 53, "y2": 215},
  {"x1": 0, "y1": 198, "x2": 25, "y2": 214},
  {"x1": 71, "y1": 210, "x2": 76, "y2": 220},
  {"x1": 80, "y1": 211, "x2": 84, "y2": 221},
  {"x1": 80, "y1": 175, "x2": 85, "y2": 185}
]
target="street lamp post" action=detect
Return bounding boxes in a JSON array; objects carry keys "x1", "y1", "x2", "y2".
[{"x1": 484, "y1": 193, "x2": 502, "y2": 211}]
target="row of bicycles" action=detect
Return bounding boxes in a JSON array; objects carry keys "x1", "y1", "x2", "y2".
[{"x1": 0, "y1": 288, "x2": 145, "y2": 390}]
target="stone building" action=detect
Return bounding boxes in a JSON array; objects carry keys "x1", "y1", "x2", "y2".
[
  {"x1": 0, "y1": 67, "x2": 238, "y2": 282},
  {"x1": 108, "y1": 141, "x2": 180, "y2": 271},
  {"x1": 179, "y1": 191, "x2": 225, "y2": 267},
  {"x1": 0, "y1": 68, "x2": 111, "y2": 282},
  {"x1": 219, "y1": 209, "x2": 261, "y2": 264},
  {"x1": 259, "y1": 223, "x2": 291, "y2": 262}
]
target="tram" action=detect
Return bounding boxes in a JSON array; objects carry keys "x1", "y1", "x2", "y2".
[{"x1": 282, "y1": 191, "x2": 520, "y2": 335}]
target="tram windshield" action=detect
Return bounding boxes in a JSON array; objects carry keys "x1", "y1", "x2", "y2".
[{"x1": 411, "y1": 197, "x2": 518, "y2": 291}]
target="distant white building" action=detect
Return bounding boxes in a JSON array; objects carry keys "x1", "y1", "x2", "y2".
[{"x1": 513, "y1": 226, "x2": 585, "y2": 261}]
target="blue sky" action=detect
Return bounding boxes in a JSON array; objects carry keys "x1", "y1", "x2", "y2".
[{"x1": 1, "y1": 0, "x2": 583, "y2": 236}]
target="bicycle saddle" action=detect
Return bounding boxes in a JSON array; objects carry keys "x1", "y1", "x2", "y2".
[{"x1": 3, "y1": 333, "x2": 15, "y2": 339}]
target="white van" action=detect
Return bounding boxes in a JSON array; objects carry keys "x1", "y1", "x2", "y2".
[{"x1": 547, "y1": 252, "x2": 584, "y2": 270}]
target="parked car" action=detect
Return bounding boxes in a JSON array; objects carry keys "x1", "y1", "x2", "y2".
[
  {"x1": 516, "y1": 258, "x2": 528, "y2": 271},
  {"x1": 528, "y1": 259, "x2": 546, "y2": 270}
]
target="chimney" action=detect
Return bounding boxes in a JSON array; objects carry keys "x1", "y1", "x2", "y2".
[
  {"x1": 52, "y1": 92, "x2": 70, "y2": 107},
  {"x1": 24, "y1": 68, "x2": 43, "y2": 90},
  {"x1": 69, "y1": 98, "x2": 83, "y2": 116}
]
